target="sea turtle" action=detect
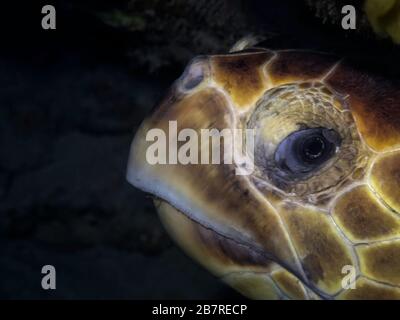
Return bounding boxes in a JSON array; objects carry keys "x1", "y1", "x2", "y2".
[{"x1": 126, "y1": 45, "x2": 400, "y2": 299}]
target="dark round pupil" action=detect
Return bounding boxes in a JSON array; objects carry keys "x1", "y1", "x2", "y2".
[
  {"x1": 303, "y1": 136, "x2": 325, "y2": 160},
  {"x1": 273, "y1": 127, "x2": 341, "y2": 179}
]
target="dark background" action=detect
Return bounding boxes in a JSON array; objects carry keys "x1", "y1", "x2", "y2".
[{"x1": 0, "y1": 0, "x2": 399, "y2": 299}]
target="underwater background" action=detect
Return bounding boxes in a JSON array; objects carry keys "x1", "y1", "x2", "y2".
[{"x1": 0, "y1": 0, "x2": 399, "y2": 299}]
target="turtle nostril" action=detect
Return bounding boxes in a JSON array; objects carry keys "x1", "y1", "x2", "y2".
[{"x1": 179, "y1": 57, "x2": 209, "y2": 91}]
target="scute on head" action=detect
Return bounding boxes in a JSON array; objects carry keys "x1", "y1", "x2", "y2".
[
  {"x1": 369, "y1": 151, "x2": 400, "y2": 214},
  {"x1": 211, "y1": 50, "x2": 275, "y2": 110},
  {"x1": 325, "y1": 62, "x2": 400, "y2": 152},
  {"x1": 332, "y1": 185, "x2": 400, "y2": 243}
]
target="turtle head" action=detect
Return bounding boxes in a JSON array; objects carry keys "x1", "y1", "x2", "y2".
[{"x1": 127, "y1": 49, "x2": 400, "y2": 299}]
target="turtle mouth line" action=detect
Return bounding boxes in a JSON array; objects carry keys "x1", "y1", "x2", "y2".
[
  {"x1": 156, "y1": 198, "x2": 325, "y2": 299},
  {"x1": 156, "y1": 198, "x2": 308, "y2": 272},
  {"x1": 154, "y1": 197, "x2": 277, "y2": 262}
]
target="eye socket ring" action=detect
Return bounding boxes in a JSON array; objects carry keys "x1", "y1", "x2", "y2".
[{"x1": 246, "y1": 82, "x2": 369, "y2": 199}]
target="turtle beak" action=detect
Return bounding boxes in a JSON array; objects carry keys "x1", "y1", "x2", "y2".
[{"x1": 126, "y1": 53, "x2": 299, "y2": 274}]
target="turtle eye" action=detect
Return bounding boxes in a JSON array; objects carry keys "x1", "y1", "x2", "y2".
[{"x1": 274, "y1": 127, "x2": 342, "y2": 179}]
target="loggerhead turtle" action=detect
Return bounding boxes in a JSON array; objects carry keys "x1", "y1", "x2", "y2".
[{"x1": 126, "y1": 45, "x2": 400, "y2": 299}]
